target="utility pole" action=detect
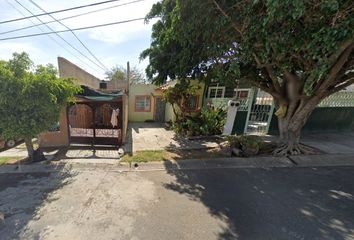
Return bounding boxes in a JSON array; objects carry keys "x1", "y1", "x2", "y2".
[{"x1": 126, "y1": 61, "x2": 130, "y2": 94}]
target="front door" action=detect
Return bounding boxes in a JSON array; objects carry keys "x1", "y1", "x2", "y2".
[{"x1": 155, "y1": 97, "x2": 166, "y2": 122}]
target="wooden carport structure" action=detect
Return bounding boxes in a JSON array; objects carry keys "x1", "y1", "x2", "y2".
[
  {"x1": 68, "y1": 86, "x2": 124, "y2": 147},
  {"x1": 38, "y1": 86, "x2": 128, "y2": 148}
]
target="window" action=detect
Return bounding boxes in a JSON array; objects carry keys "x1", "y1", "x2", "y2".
[
  {"x1": 208, "y1": 87, "x2": 225, "y2": 98},
  {"x1": 185, "y1": 96, "x2": 199, "y2": 111},
  {"x1": 135, "y1": 96, "x2": 151, "y2": 112},
  {"x1": 99, "y1": 82, "x2": 107, "y2": 89},
  {"x1": 234, "y1": 89, "x2": 250, "y2": 99}
]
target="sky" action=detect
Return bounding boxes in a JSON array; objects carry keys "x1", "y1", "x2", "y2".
[{"x1": 0, "y1": 0, "x2": 159, "y2": 79}]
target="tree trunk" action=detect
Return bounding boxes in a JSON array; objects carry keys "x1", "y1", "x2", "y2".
[
  {"x1": 24, "y1": 137, "x2": 34, "y2": 161},
  {"x1": 274, "y1": 118, "x2": 303, "y2": 155},
  {"x1": 273, "y1": 98, "x2": 320, "y2": 156}
]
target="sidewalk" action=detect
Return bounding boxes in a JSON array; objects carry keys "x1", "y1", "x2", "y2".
[
  {"x1": 1, "y1": 152, "x2": 354, "y2": 174},
  {"x1": 1, "y1": 132, "x2": 354, "y2": 173},
  {"x1": 302, "y1": 132, "x2": 354, "y2": 154},
  {"x1": 0, "y1": 141, "x2": 59, "y2": 160}
]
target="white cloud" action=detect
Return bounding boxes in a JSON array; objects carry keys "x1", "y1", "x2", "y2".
[{"x1": 0, "y1": 42, "x2": 51, "y2": 64}]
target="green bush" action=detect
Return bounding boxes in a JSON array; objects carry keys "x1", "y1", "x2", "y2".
[
  {"x1": 172, "y1": 107, "x2": 226, "y2": 136},
  {"x1": 226, "y1": 135, "x2": 262, "y2": 149}
]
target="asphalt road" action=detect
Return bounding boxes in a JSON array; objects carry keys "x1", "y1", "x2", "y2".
[{"x1": 0, "y1": 165, "x2": 354, "y2": 240}]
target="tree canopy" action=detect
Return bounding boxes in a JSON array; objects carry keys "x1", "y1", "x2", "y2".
[
  {"x1": 163, "y1": 80, "x2": 200, "y2": 119},
  {"x1": 141, "y1": 0, "x2": 354, "y2": 155},
  {"x1": 105, "y1": 65, "x2": 148, "y2": 84},
  {"x1": 0, "y1": 52, "x2": 80, "y2": 159}
]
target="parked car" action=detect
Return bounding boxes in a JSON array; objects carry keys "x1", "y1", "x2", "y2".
[{"x1": 0, "y1": 138, "x2": 18, "y2": 150}]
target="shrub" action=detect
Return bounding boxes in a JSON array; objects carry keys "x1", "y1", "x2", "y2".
[
  {"x1": 226, "y1": 135, "x2": 263, "y2": 155},
  {"x1": 172, "y1": 106, "x2": 226, "y2": 136}
]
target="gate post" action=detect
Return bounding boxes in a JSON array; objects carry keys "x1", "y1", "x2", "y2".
[
  {"x1": 243, "y1": 88, "x2": 256, "y2": 134},
  {"x1": 92, "y1": 106, "x2": 96, "y2": 151},
  {"x1": 265, "y1": 101, "x2": 275, "y2": 134}
]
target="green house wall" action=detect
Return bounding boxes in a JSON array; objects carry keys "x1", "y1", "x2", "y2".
[
  {"x1": 269, "y1": 107, "x2": 354, "y2": 134},
  {"x1": 231, "y1": 111, "x2": 249, "y2": 135}
]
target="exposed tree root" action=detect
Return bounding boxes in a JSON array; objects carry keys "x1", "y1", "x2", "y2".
[{"x1": 273, "y1": 143, "x2": 316, "y2": 156}]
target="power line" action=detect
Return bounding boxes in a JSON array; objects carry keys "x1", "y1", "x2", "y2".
[
  {"x1": 5, "y1": 0, "x2": 105, "y2": 76},
  {"x1": 0, "y1": 0, "x2": 145, "y2": 36},
  {"x1": 14, "y1": 0, "x2": 107, "y2": 72},
  {"x1": 0, "y1": 18, "x2": 147, "y2": 41},
  {"x1": 27, "y1": 0, "x2": 109, "y2": 72},
  {"x1": 0, "y1": 0, "x2": 125, "y2": 25}
]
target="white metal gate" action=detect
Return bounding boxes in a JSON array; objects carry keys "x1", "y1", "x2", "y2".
[{"x1": 244, "y1": 88, "x2": 275, "y2": 135}]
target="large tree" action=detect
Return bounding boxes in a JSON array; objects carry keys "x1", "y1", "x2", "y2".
[
  {"x1": 141, "y1": 0, "x2": 354, "y2": 155},
  {"x1": 105, "y1": 65, "x2": 148, "y2": 84},
  {"x1": 0, "y1": 52, "x2": 80, "y2": 160}
]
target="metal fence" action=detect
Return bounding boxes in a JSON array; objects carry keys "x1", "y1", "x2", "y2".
[
  {"x1": 243, "y1": 89, "x2": 275, "y2": 135},
  {"x1": 318, "y1": 91, "x2": 354, "y2": 107}
]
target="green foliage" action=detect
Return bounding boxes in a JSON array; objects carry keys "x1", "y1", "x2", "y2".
[
  {"x1": 106, "y1": 65, "x2": 126, "y2": 81},
  {"x1": 142, "y1": 0, "x2": 354, "y2": 147},
  {"x1": 142, "y1": 0, "x2": 354, "y2": 97},
  {"x1": 226, "y1": 134, "x2": 279, "y2": 155},
  {"x1": 163, "y1": 80, "x2": 200, "y2": 118},
  {"x1": 105, "y1": 65, "x2": 147, "y2": 84},
  {"x1": 172, "y1": 106, "x2": 226, "y2": 136},
  {"x1": 0, "y1": 156, "x2": 23, "y2": 165},
  {"x1": 0, "y1": 52, "x2": 81, "y2": 141},
  {"x1": 122, "y1": 150, "x2": 167, "y2": 163},
  {"x1": 199, "y1": 107, "x2": 227, "y2": 135}
]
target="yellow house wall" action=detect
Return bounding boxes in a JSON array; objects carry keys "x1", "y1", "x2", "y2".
[
  {"x1": 128, "y1": 84, "x2": 162, "y2": 122},
  {"x1": 165, "y1": 102, "x2": 176, "y2": 122},
  {"x1": 129, "y1": 81, "x2": 205, "y2": 123}
]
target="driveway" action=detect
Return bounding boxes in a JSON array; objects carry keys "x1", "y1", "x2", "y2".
[
  {"x1": 127, "y1": 122, "x2": 220, "y2": 153},
  {"x1": 1, "y1": 165, "x2": 354, "y2": 240}
]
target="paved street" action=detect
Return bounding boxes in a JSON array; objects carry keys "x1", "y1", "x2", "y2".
[{"x1": 0, "y1": 165, "x2": 354, "y2": 240}]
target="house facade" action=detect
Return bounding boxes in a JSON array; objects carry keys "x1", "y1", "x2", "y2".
[
  {"x1": 128, "y1": 80, "x2": 205, "y2": 123},
  {"x1": 203, "y1": 78, "x2": 354, "y2": 135},
  {"x1": 39, "y1": 57, "x2": 128, "y2": 148}
]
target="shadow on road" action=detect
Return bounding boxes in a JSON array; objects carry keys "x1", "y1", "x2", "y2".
[
  {"x1": 162, "y1": 162, "x2": 354, "y2": 240},
  {"x1": 0, "y1": 164, "x2": 76, "y2": 240}
]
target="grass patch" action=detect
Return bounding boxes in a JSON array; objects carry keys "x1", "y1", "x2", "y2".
[
  {"x1": 121, "y1": 148, "x2": 230, "y2": 163},
  {"x1": 122, "y1": 150, "x2": 167, "y2": 163},
  {"x1": 0, "y1": 156, "x2": 23, "y2": 165}
]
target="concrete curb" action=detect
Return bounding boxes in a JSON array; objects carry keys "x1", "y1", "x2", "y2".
[
  {"x1": 1, "y1": 154, "x2": 354, "y2": 174},
  {"x1": 289, "y1": 153, "x2": 354, "y2": 167},
  {"x1": 0, "y1": 156, "x2": 293, "y2": 173},
  {"x1": 130, "y1": 157, "x2": 294, "y2": 171}
]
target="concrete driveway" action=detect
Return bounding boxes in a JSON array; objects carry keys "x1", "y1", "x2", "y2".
[
  {"x1": 127, "y1": 122, "x2": 220, "y2": 153},
  {"x1": 1, "y1": 165, "x2": 354, "y2": 240}
]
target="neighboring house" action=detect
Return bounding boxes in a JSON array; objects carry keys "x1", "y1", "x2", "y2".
[
  {"x1": 58, "y1": 57, "x2": 128, "y2": 93},
  {"x1": 128, "y1": 84, "x2": 162, "y2": 122},
  {"x1": 203, "y1": 79, "x2": 253, "y2": 110},
  {"x1": 128, "y1": 80, "x2": 205, "y2": 123}
]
